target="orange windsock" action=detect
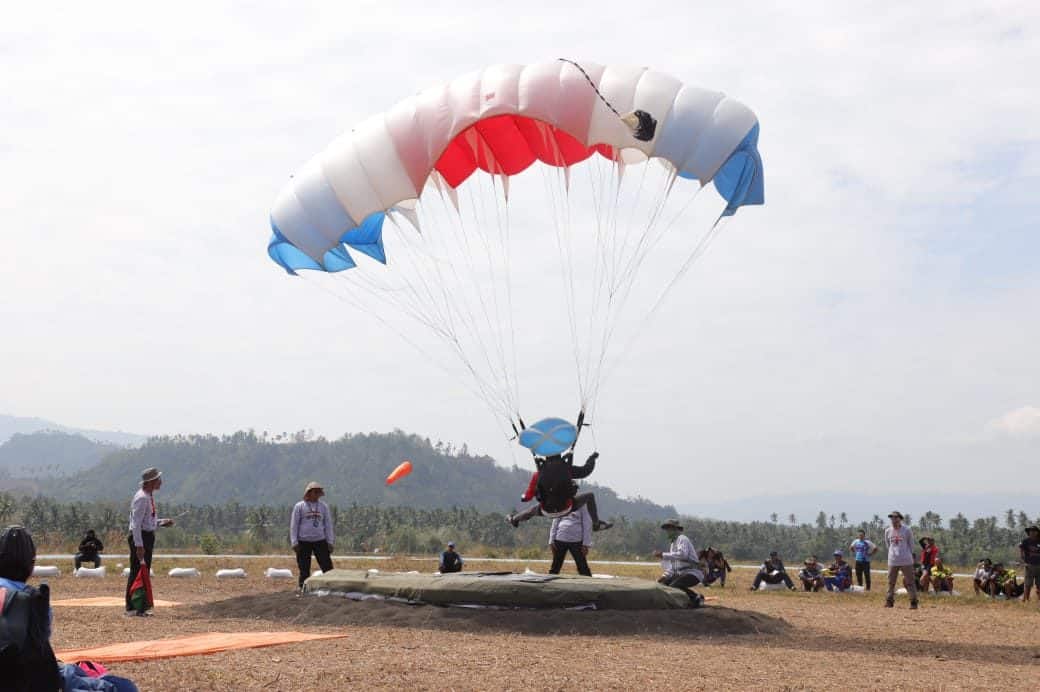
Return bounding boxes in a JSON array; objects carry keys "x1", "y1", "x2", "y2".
[{"x1": 385, "y1": 460, "x2": 413, "y2": 485}]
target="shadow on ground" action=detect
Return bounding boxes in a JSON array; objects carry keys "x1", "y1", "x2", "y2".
[{"x1": 196, "y1": 592, "x2": 789, "y2": 637}]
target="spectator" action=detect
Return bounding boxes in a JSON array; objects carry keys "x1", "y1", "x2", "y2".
[
  {"x1": 884, "y1": 511, "x2": 918, "y2": 609},
  {"x1": 799, "y1": 556, "x2": 825, "y2": 592},
  {"x1": 700, "y1": 547, "x2": 732, "y2": 588},
  {"x1": 74, "y1": 529, "x2": 104, "y2": 570},
  {"x1": 991, "y1": 563, "x2": 1023, "y2": 599},
  {"x1": 849, "y1": 529, "x2": 878, "y2": 590},
  {"x1": 548, "y1": 505, "x2": 592, "y2": 576},
  {"x1": 126, "y1": 467, "x2": 174, "y2": 616},
  {"x1": 825, "y1": 550, "x2": 852, "y2": 592},
  {"x1": 438, "y1": 541, "x2": 464, "y2": 573},
  {"x1": 290, "y1": 481, "x2": 335, "y2": 593},
  {"x1": 929, "y1": 558, "x2": 954, "y2": 593},
  {"x1": 652, "y1": 519, "x2": 704, "y2": 607},
  {"x1": 1019, "y1": 525, "x2": 1040, "y2": 603},
  {"x1": 751, "y1": 551, "x2": 796, "y2": 591},
  {"x1": 973, "y1": 558, "x2": 994, "y2": 596},
  {"x1": 918, "y1": 536, "x2": 939, "y2": 592},
  {"x1": 0, "y1": 525, "x2": 138, "y2": 691}
]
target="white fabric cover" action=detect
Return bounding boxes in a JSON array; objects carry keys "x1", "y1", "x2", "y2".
[
  {"x1": 168, "y1": 567, "x2": 201, "y2": 578},
  {"x1": 74, "y1": 566, "x2": 106, "y2": 578},
  {"x1": 264, "y1": 567, "x2": 294, "y2": 579},
  {"x1": 215, "y1": 568, "x2": 247, "y2": 579},
  {"x1": 31, "y1": 565, "x2": 60, "y2": 578}
]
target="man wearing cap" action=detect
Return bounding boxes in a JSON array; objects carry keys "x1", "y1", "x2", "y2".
[
  {"x1": 290, "y1": 481, "x2": 334, "y2": 591},
  {"x1": 439, "y1": 541, "x2": 464, "y2": 573},
  {"x1": 1019, "y1": 525, "x2": 1040, "y2": 602},
  {"x1": 884, "y1": 511, "x2": 918, "y2": 609},
  {"x1": 751, "y1": 551, "x2": 796, "y2": 591},
  {"x1": 824, "y1": 551, "x2": 852, "y2": 592},
  {"x1": 126, "y1": 467, "x2": 173, "y2": 615},
  {"x1": 652, "y1": 519, "x2": 704, "y2": 607}
]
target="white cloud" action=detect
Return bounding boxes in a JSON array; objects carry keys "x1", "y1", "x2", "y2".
[{"x1": 989, "y1": 406, "x2": 1040, "y2": 437}]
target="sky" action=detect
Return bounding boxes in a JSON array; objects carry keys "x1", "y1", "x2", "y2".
[{"x1": 1, "y1": 1, "x2": 1038, "y2": 508}]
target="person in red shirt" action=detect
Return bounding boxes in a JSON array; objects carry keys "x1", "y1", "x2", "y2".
[{"x1": 918, "y1": 536, "x2": 939, "y2": 592}]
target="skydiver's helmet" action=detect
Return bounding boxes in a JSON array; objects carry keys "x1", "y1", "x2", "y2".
[{"x1": 0, "y1": 525, "x2": 36, "y2": 582}]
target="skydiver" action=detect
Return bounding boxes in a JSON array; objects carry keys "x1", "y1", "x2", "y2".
[{"x1": 506, "y1": 451, "x2": 613, "y2": 531}]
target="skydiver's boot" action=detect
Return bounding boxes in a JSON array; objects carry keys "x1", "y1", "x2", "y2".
[
  {"x1": 594, "y1": 520, "x2": 613, "y2": 531},
  {"x1": 506, "y1": 514, "x2": 520, "y2": 528}
]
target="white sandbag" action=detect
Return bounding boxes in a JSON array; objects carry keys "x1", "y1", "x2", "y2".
[
  {"x1": 168, "y1": 567, "x2": 201, "y2": 578},
  {"x1": 265, "y1": 567, "x2": 294, "y2": 579},
  {"x1": 122, "y1": 568, "x2": 154, "y2": 577},
  {"x1": 32, "y1": 565, "x2": 60, "y2": 578},
  {"x1": 895, "y1": 587, "x2": 908, "y2": 595},
  {"x1": 215, "y1": 568, "x2": 246, "y2": 579},
  {"x1": 755, "y1": 581, "x2": 788, "y2": 592},
  {"x1": 311, "y1": 569, "x2": 323, "y2": 577},
  {"x1": 74, "y1": 566, "x2": 106, "y2": 578}
]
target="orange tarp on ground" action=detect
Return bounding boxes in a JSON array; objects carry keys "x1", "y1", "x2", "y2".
[
  {"x1": 53, "y1": 597, "x2": 181, "y2": 608},
  {"x1": 56, "y1": 631, "x2": 348, "y2": 663}
]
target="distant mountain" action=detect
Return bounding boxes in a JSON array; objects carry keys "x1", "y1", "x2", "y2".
[
  {"x1": 0, "y1": 430, "x2": 120, "y2": 478},
  {"x1": 0, "y1": 414, "x2": 146, "y2": 447},
  {"x1": 36, "y1": 430, "x2": 675, "y2": 520},
  {"x1": 679, "y1": 492, "x2": 1040, "y2": 525}
]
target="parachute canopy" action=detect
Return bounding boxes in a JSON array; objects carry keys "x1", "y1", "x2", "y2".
[
  {"x1": 518, "y1": 417, "x2": 578, "y2": 457},
  {"x1": 268, "y1": 60, "x2": 763, "y2": 274}
]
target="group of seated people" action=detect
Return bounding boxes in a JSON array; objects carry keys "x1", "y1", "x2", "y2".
[
  {"x1": 973, "y1": 558, "x2": 1023, "y2": 598},
  {"x1": 797, "y1": 552, "x2": 853, "y2": 592}
]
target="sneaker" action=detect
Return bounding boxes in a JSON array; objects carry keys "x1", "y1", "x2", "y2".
[
  {"x1": 749, "y1": 586, "x2": 757, "y2": 591},
  {"x1": 506, "y1": 514, "x2": 520, "y2": 528},
  {"x1": 884, "y1": 598, "x2": 894, "y2": 608},
  {"x1": 689, "y1": 593, "x2": 705, "y2": 608},
  {"x1": 593, "y1": 520, "x2": 613, "y2": 532},
  {"x1": 910, "y1": 600, "x2": 918, "y2": 610}
]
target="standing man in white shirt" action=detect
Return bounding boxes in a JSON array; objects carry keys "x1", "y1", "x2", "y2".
[
  {"x1": 653, "y1": 519, "x2": 705, "y2": 607},
  {"x1": 125, "y1": 466, "x2": 173, "y2": 614},
  {"x1": 290, "y1": 481, "x2": 335, "y2": 592},
  {"x1": 548, "y1": 504, "x2": 593, "y2": 576},
  {"x1": 884, "y1": 510, "x2": 918, "y2": 610}
]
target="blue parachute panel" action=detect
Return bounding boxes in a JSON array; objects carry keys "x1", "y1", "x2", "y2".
[
  {"x1": 712, "y1": 124, "x2": 763, "y2": 216},
  {"x1": 519, "y1": 417, "x2": 578, "y2": 456},
  {"x1": 268, "y1": 223, "x2": 356, "y2": 275},
  {"x1": 342, "y1": 212, "x2": 387, "y2": 264}
]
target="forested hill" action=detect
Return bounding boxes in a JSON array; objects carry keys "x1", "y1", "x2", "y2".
[
  {"x1": 0, "y1": 431, "x2": 119, "y2": 478},
  {"x1": 42, "y1": 430, "x2": 675, "y2": 520}
]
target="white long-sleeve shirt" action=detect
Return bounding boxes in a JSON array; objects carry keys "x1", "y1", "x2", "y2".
[
  {"x1": 549, "y1": 506, "x2": 592, "y2": 546},
  {"x1": 128, "y1": 488, "x2": 158, "y2": 548},
  {"x1": 661, "y1": 534, "x2": 704, "y2": 580},
  {"x1": 290, "y1": 500, "x2": 334, "y2": 546}
]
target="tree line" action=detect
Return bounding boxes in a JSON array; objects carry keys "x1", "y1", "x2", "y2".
[{"x1": 2, "y1": 492, "x2": 1033, "y2": 566}]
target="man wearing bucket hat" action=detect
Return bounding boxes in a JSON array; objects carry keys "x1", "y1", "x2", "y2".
[
  {"x1": 652, "y1": 519, "x2": 704, "y2": 607},
  {"x1": 125, "y1": 467, "x2": 173, "y2": 615},
  {"x1": 290, "y1": 481, "x2": 335, "y2": 592},
  {"x1": 1019, "y1": 525, "x2": 1040, "y2": 602},
  {"x1": 883, "y1": 511, "x2": 918, "y2": 609}
]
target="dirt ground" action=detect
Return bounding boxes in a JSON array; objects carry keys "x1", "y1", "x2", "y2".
[{"x1": 42, "y1": 556, "x2": 1040, "y2": 691}]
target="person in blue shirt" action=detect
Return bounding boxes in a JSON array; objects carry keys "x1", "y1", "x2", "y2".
[
  {"x1": 849, "y1": 529, "x2": 878, "y2": 591},
  {"x1": 439, "y1": 541, "x2": 464, "y2": 573}
]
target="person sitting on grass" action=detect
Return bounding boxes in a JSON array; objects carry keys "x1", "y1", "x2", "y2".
[
  {"x1": 74, "y1": 529, "x2": 104, "y2": 571},
  {"x1": 973, "y1": 558, "x2": 994, "y2": 596},
  {"x1": 751, "y1": 551, "x2": 796, "y2": 591},
  {"x1": 0, "y1": 525, "x2": 138, "y2": 692},
  {"x1": 799, "y1": 556, "x2": 825, "y2": 592},
  {"x1": 929, "y1": 558, "x2": 954, "y2": 593},
  {"x1": 438, "y1": 541, "x2": 464, "y2": 573},
  {"x1": 700, "y1": 547, "x2": 732, "y2": 588},
  {"x1": 824, "y1": 551, "x2": 853, "y2": 592},
  {"x1": 991, "y1": 564, "x2": 1023, "y2": 599}
]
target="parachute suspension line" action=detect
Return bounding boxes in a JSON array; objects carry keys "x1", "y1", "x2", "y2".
[
  {"x1": 557, "y1": 58, "x2": 657, "y2": 142},
  {"x1": 594, "y1": 211, "x2": 730, "y2": 406}
]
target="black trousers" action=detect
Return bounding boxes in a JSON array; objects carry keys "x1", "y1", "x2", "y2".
[
  {"x1": 125, "y1": 531, "x2": 155, "y2": 612},
  {"x1": 549, "y1": 541, "x2": 591, "y2": 576},
  {"x1": 74, "y1": 552, "x2": 101, "y2": 570},
  {"x1": 296, "y1": 540, "x2": 334, "y2": 587},
  {"x1": 660, "y1": 572, "x2": 703, "y2": 603},
  {"x1": 855, "y1": 560, "x2": 872, "y2": 589}
]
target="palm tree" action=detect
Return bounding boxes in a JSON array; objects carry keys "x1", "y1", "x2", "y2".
[
  {"x1": 839, "y1": 512, "x2": 848, "y2": 528},
  {"x1": 788, "y1": 513, "x2": 797, "y2": 526}
]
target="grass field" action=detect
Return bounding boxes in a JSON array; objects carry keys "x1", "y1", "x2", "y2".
[{"x1": 42, "y1": 555, "x2": 1040, "y2": 690}]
